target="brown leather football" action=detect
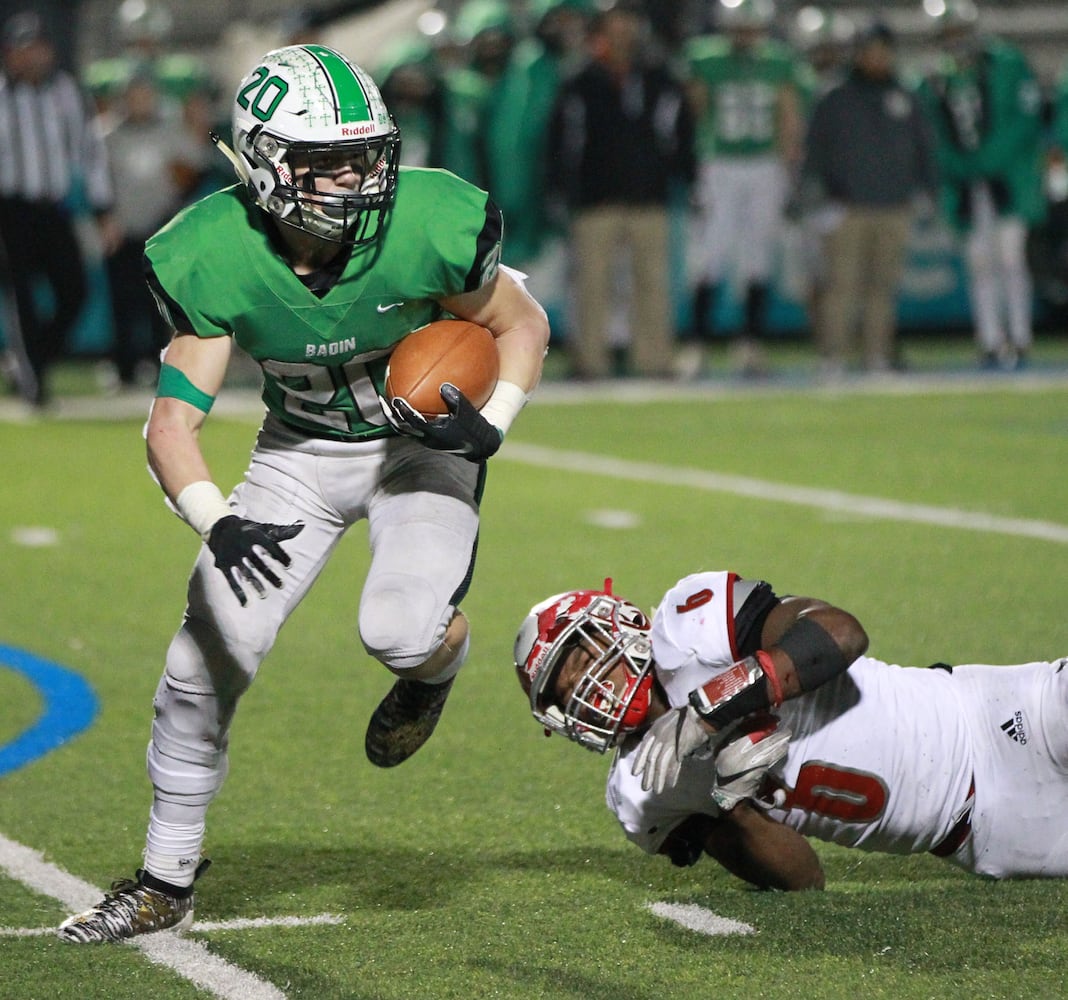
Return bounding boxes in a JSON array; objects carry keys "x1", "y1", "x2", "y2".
[{"x1": 385, "y1": 319, "x2": 499, "y2": 417}]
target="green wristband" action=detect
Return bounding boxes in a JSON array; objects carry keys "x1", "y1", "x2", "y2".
[{"x1": 157, "y1": 363, "x2": 215, "y2": 414}]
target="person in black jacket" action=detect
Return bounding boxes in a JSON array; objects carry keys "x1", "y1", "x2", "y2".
[
  {"x1": 800, "y1": 22, "x2": 937, "y2": 375},
  {"x1": 0, "y1": 11, "x2": 118, "y2": 407},
  {"x1": 548, "y1": 3, "x2": 695, "y2": 379}
]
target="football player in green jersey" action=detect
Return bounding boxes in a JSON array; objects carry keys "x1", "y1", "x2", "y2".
[
  {"x1": 682, "y1": 0, "x2": 804, "y2": 378},
  {"x1": 57, "y1": 43, "x2": 549, "y2": 944}
]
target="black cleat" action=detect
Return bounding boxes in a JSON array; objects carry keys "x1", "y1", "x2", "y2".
[
  {"x1": 57, "y1": 861, "x2": 210, "y2": 943},
  {"x1": 365, "y1": 677, "x2": 455, "y2": 767}
]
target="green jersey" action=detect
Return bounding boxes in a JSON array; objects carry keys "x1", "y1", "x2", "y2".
[
  {"x1": 146, "y1": 167, "x2": 502, "y2": 442},
  {"x1": 684, "y1": 36, "x2": 800, "y2": 159},
  {"x1": 916, "y1": 40, "x2": 1045, "y2": 228}
]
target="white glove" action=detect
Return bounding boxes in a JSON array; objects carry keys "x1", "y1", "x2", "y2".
[
  {"x1": 712, "y1": 723, "x2": 792, "y2": 812},
  {"x1": 630, "y1": 705, "x2": 716, "y2": 795}
]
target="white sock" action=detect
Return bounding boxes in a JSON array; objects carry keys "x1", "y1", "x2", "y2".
[{"x1": 143, "y1": 808, "x2": 205, "y2": 888}]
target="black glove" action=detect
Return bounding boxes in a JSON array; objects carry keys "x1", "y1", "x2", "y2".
[
  {"x1": 389, "y1": 382, "x2": 502, "y2": 462},
  {"x1": 206, "y1": 515, "x2": 304, "y2": 606}
]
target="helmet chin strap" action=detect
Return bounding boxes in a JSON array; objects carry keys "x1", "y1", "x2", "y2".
[
  {"x1": 211, "y1": 130, "x2": 309, "y2": 235},
  {"x1": 210, "y1": 131, "x2": 251, "y2": 184}
]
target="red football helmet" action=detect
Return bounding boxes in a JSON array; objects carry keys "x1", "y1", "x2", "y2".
[{"x1": 514, "y1": 580, "x2": 655, "y2": 752}]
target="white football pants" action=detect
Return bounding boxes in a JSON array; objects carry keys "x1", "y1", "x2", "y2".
[
  {"x1": 965, "y1": 182, "x2": 1033, "y2": 355},
  {"x1": 144, "y1": 416, "x2": 482, "y2": 883},
  {"x1": 692, "y1": 155, "x2": 787, "y2": 286}
]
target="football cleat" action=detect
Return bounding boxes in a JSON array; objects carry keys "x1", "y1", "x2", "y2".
[
  {"x1": 365, "y1": 677, "x2": 454, "y2": 767},
  {"x1": 57, "y1": 861, "x2": 210, "y2": 944}
]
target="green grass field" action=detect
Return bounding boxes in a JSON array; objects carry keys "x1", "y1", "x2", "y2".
[{"x1": 2, "y1": 352, "x2": 1068, "y2": 999}]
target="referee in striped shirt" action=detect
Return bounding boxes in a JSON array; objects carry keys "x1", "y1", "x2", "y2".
[{"x1": 0, "y1": 10, "x2": 118, "y2": 407}]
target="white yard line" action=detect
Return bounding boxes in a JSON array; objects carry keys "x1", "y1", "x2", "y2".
[
  {"x1": 0, "y1": 914, "x2": 345, "y2": 938},
  {"x1": 501, "y1": 442, "x2": 1068, "y2": 545},
  {"x1": 133, "y1": 932, "x2": 287, "y2": 999},
  {"x1": 0, "y1": 832, "x2": 299, "y2": 999},
  {"x1": 646, "y1": 901, "x2": 755, "y2": 936},
  {"x1": 5, "y1": 376, "x2": 1068, "y2": 546}
]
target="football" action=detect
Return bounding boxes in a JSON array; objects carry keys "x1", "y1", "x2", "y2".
[{"x1": 385, "y1": 319, "x2": 500, "y2": 417}]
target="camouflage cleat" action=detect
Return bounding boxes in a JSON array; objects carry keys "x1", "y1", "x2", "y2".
[
  {"x1": 365, "y1": 677, "x2": 455, "y2": 767},
  {"x1": 57, "y1": 862, "x2": 209, "y2": 944}
]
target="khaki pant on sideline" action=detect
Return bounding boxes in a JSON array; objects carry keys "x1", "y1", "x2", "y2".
[
  {"x1": 819, "y1": 206, "x2": 912, "y2": 370},
  {"x1": 571, "y1": 204, "x2": 672, "y2": 378}
]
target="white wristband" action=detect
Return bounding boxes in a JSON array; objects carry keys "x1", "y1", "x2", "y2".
[
  {"x1": 478, "y1": 380, "x2": 529, "y2": 437},
  {"x1": 175, "y1": 481, "x2": 233, "y2": 540}
]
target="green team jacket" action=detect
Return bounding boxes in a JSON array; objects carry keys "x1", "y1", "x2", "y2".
[
  {"x1": 1053, "y1": 59, "x2": 1068, "y2": 155},
  {"x1": 145, "y1": 167, "x2": 502, "y2": 441},
  {"x1": 484, "y1": 38, "x2": 570, "y2": 265},
  {"x1": 683, "y1": 35, "x2": 801, "y2": 160},
  {"x1": 916, "y1": 39, "x2": 1045, "y2": 229},
  {"x1": 440, "y1": 65, "x2": 497, "y2": 189}
]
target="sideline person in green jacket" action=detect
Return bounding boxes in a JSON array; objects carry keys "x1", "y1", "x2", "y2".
[
  {"x1": 485, "y1": 0, "x2": 592, "y2": 268},
  {"x1": 917, "y1": 0, "x2": 1045, "y2": 371}
]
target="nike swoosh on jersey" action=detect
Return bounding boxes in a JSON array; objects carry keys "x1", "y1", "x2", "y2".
[{"x1": 376, "y1": 301, "x2": 405, "y2": 313}]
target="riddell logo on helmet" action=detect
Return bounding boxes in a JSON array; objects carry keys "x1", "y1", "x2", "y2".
[
  {"x1": 340, "y1": 124, "x2": 376, "y2": 136},
  {"x1": 526, "y1": 642, "x2": 549, "y2": 678}
]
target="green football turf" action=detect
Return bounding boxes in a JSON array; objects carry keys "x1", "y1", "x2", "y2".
[{"x1": 1, "y1": 366, "x2": 1067, "y2": 999}]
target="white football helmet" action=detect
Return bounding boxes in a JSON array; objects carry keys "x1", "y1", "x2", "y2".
[
  {"x1": 117, "y1": 0, "x2": 172, "y2": 44},
  {"x1": 718, "y1": 0, "x2": 776, "y2": 31},
  {"x1": 514, "y1": 581, "x2": 655, "y2": 753},
  {"x1": 230, "y1": 44, "x2": 401, "y2": 246},
  {"x1": 925, "y1": 0, "x2": 978, "y2": 30},
  {"x1": 925, "y1": 0, "x2": 980, "y2": 61},
  {"x1": 793, "y1": 7, "x2": 855, "y2": 52}
]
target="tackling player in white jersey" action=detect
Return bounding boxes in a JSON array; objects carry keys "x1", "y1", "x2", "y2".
[{"x1": 514, "y1": 572, "x2": 1068, "y2": 889}]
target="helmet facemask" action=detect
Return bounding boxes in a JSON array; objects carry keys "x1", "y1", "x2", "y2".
[
  {"x1": 560, "y1": 620, "x2": 655, "y2": 752},
  {"x1": 240, "y1": 124, "x2": 400, "y2": 246},
  {"x1": 514, "y1": 583, "x2": 655, "y2": 753}
]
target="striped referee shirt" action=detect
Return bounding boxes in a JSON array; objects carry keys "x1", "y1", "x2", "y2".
[{"x1": 0, "y1": 67, "x2": 113, "y2": 210}]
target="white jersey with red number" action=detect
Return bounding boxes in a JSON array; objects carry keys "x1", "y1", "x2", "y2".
[{"x1": 606, "y1": 571, "x2": 1068, "y2": 878}]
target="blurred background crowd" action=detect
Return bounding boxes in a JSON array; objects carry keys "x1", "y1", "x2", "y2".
[{"x1": 3, "y1": 0, "x2": 1068, "y2": 404}]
